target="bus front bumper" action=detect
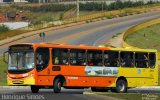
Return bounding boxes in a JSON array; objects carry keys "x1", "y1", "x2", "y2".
[{"x1": 7, "y1": 77, "x2": 35, "y2": 86}]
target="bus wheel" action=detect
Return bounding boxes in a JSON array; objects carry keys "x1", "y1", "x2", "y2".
[
  {"x1": 116, "y1": 79, "x2": 127, "y2": 93},
  {"x1": 54, "y1": 78, "x2": 62, "y2": 93},
  {"x1": 31, "y1": 85, "x2": 39, "y2": 93}
]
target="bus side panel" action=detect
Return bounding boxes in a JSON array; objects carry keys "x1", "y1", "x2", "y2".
[
  {"x1": 37, "y1": 76, "x2": 55, "y2": 86},
  {"x1": 65, "y1": 76, "x2": 116, "y2": 87},
  {"x1": 154, "y1": 53, "x2": 159, "y2": 86},
  {"x1": 118, "y1": 67, "x2": 157, "y2": 87},
  {"x1": 64, "y1": 66, "x2": 118, "y2": 87},
  {"x1": 48, "y1": 66, "x2": 118, "y2": 87}
]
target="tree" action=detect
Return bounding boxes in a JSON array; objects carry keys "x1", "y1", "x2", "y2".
[{"x1": 0, "y1": 25, "x2": 10, "y2": 33}]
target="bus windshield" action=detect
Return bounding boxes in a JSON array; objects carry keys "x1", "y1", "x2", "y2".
[{"x1": 8, "y1": 51, "x2": 34, "y2": 70}]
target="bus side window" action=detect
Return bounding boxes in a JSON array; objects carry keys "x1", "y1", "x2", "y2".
[
  {"x1": 52, "y1": 49, "x2": 69, "y2": 65},
  {"x1": 70, "y1": 49, "x2": 86, "y2": 66},
  {"x1": 36, "y1": 48, "x2": 49, "y2": 71},
  {"x1": 87, "y1": 50, "x2": 102, "y2": 66},
  {"x1": 120, "y1": 52, "x2": 134, "y2": 67},
  {"x1": 135, "y1": 53, "x2": 148, "y2": 68},
  {"x1": 104, "y1": 52, "x2": 110, "y2": 66},
  {"x1": 149, "y1": 53, "x2": 156, "y2": 68},
  {"x1": 105, "y1": 51, "x2": 119, "y2": 67}
]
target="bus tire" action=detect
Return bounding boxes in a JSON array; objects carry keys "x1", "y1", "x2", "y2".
[
  {"x1": 116, "y1": 79, "x2": 127, "y2": 93},
  {"x1": 31, "y1": 85, "x2": 39, "y2": 93},
  {"x1": 54, "y1": 78, "x2": 62, "y2": 93}
]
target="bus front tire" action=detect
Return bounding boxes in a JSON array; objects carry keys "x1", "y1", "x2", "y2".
[
  {"x1": 116, "y1": 79, "x2": 127, "y2": 93},
  {"x1": 31, "y1": 85, "x2": 39, "y2": 93},
  {"x1": 54, "y1": 78, "x2": 62, "y2": 93}
]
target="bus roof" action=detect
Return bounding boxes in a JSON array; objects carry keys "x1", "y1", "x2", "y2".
[
  {"x1": 10, "y1": 43, "x2": 157, "y2": 53},
  {"x1": 108, "y1": 47, "x2": 157, "y2": 52}
]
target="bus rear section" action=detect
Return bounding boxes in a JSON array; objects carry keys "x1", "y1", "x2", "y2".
[{"x1": 117, "y1": 50, "x2": 158, "y2": 88}]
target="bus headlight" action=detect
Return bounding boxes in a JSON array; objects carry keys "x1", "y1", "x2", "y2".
[{"x1": 22, "y1": 73, "x2": 29, "y2": 77}]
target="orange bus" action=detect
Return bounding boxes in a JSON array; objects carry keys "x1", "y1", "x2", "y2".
[{"x1": 4, "y1": 43, "x2": 158, "y2": 93}]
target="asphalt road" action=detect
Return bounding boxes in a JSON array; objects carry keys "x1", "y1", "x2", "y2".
[
  {"x1": 0, "y1": 11, "x2": 160, "y2": 99},
  {"x1": 0, "y1": 88, "x2": 122, "y2": 100},
  {"x1": 0, "y1": 87, "x2": 160, "y2": 100}
]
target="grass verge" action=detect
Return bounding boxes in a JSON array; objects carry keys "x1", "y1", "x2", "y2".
[
  {"x1": 0, "y1": 56, "x2": 7, "y2": 86},
  {"x1": 0, "y1": 30, "x2": 30, "y2": 41},
  {"x1": 96, "y1": 92, "x2": 160, "y2": 100},
  {"x1": 125, "y1": 23, "x2": 160, "y2": 51}
]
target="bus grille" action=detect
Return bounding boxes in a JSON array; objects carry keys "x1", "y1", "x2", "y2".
[{"x1": 12, "y1": 80, "x2": 24, "y2": 84}]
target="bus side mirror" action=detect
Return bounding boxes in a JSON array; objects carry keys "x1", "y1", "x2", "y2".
[{"x1": 3, "y1": 51, "x2": 8, "y2": 64}]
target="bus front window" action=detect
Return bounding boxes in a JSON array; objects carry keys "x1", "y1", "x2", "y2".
[{"x1": 9, "y1": 52, "x2": 34, "y2": 70}]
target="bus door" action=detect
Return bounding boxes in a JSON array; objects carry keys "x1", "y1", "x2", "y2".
[{"x1": 36, "y1": 48, "x2": 51, "y2": 85}]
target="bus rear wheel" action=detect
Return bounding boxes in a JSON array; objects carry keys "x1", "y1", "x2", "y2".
[
  {"x1": 116, "y1": 79, "x2": 127, "y2": 93},
  {"x1": 31, "y1": 85, "x2": 39, "y2": 93},
  {"x1": 54, "y1": 78, "x2": 62, "y2": 93}
]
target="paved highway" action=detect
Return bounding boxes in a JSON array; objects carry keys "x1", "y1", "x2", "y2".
[
  {"x1": 0, "y1": 88, "x2": 122, "y2": 100},
  {"x1": 0, "y1": 87, "x2": 160, "y2": 100}
]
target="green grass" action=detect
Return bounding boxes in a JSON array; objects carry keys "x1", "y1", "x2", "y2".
[
  {"x1": 125, "y1": 23, "x2": 160, "y2": 51},
  {"x1": 118, "y1": 13, "x2": 128, "y2": 17},
  {"x1": 96, "y1": 93, "x2": 160, "y2": 100},
  {"x1": 0, "y1": 56, "x2": 7, "y2": 85},
  {"x1": 0, "y1": 30, "x2": 30, "y2": 40},
  {"x1": 158, "y1": 69, "x2": 160, "y2": 86}
]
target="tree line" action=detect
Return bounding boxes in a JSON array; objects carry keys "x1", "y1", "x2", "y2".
[{"x1": 12, "y1": 1, "x2": 159, "y2": 12}]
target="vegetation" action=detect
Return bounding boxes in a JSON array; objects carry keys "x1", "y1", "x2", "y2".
[
  {"x1": 0, "y1": 25, "x2": 10, "y2": 33},
  {"x1": 125, "y1": 23, "x2": 160, "y2": 51},
  {"x1": 96, "y1": 93, "x2": 160, "y2": 100},
  {"x1": 0, "y1": 30, "x2": 30, "y2": 40},
  {"x1": 0, "y1": 56, "x2": 7, "y2": 86},
  {"x1": 59, "y1": 12, "x2": 64, "y2": 20},
  {"x1": 0, "y1": 1, "x2": 159, "y2": 40},
  {"x1": 30, "y1": 13, "x2": 54, "y2": 25},
  {"x1": 0, "y1": 1, "x2": 159, "y2": 26},
  {"x1": 12, "y1": 1, "x2": 159, "y2": 12}
]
